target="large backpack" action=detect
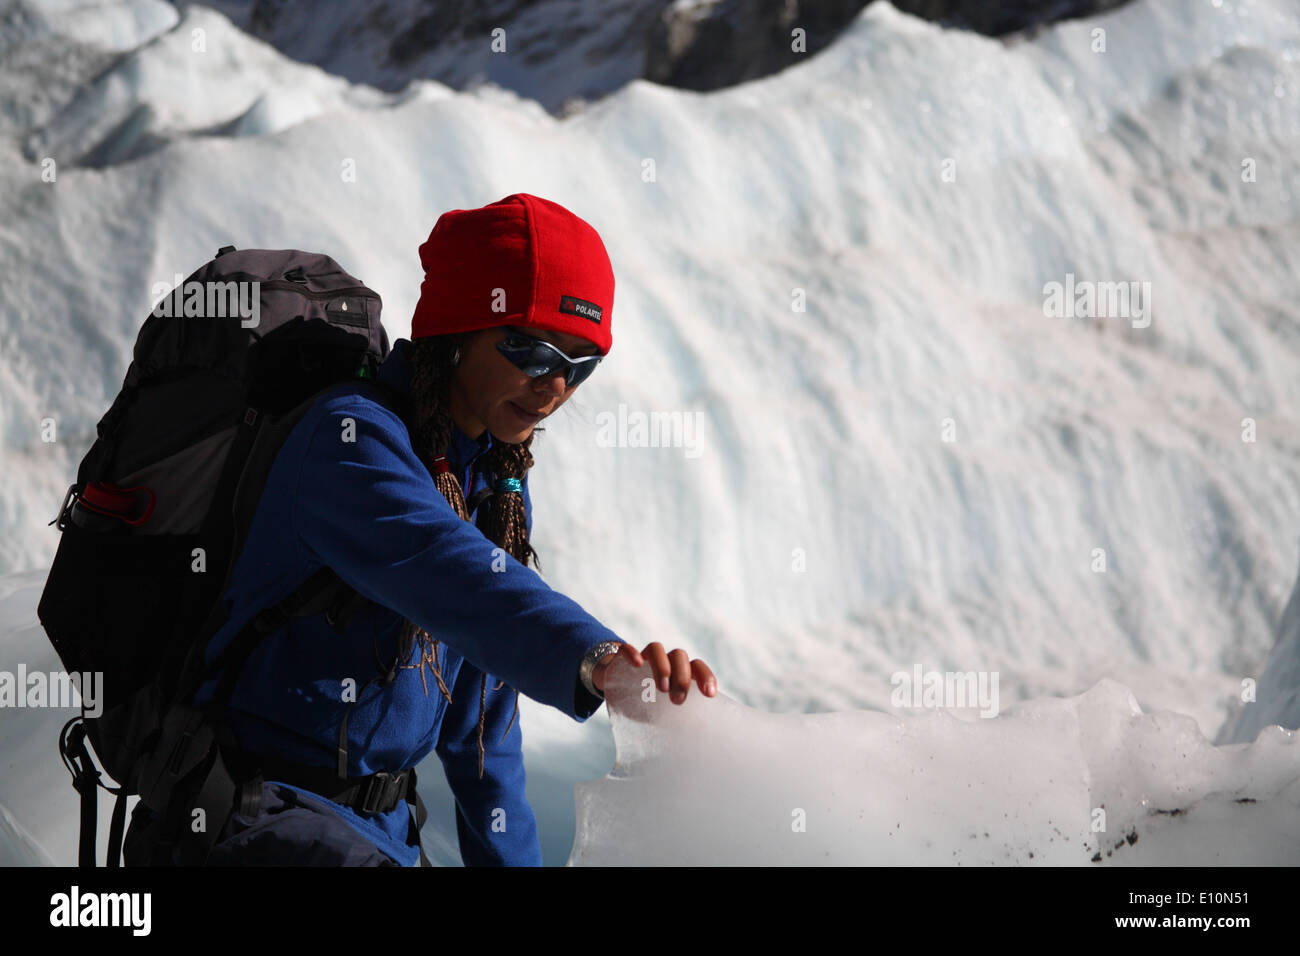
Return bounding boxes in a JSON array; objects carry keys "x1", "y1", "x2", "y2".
[{"x1": 37, "y1": 246, "x2": 412, "y2": 866}]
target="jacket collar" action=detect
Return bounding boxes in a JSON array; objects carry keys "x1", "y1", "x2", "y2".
[{"x1": 378, "y1": 338, "x2": 492, "y2": 467}]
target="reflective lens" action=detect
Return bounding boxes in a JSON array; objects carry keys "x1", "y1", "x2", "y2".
[{"x1": 495, "y1": 332, "x2": 601, "y2": 388}]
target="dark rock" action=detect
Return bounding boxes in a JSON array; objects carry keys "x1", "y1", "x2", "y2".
[{"x1": 174, "y1": 0, "x2": 1137, "y2": 115}]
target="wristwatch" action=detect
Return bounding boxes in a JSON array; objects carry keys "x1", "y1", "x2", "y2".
[{"x1": 579, "y1": 641, "x2": 625, "y2": 699}]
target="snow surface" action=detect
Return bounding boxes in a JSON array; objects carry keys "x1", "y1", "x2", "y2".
[{"x1": 0, "y1": 0, "x2": 1298, "y2": 864}]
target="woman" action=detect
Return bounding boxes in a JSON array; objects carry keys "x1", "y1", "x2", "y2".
[{"x1": 124, "y1": 193, "x2": 715, "y2": 867}]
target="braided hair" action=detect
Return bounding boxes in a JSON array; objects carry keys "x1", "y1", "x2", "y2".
[{"x1": 397, "y1": 332, "x2": 540, "y2": 778}]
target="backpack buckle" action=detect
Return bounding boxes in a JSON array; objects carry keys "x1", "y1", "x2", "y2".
[
  {"x1": 50, "y1": 483, "x2": 78, "y2": 529},
  {"x1": 358, "y1": 771, "x2": 406, "y2": 814}
]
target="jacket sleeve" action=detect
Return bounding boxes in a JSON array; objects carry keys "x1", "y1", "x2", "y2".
[
  {"x1": 435, "y1": 659, "x2": 541, "y2": 866},
  {"x1": 291, "y1": 393, "x2": 622, "y2": 721}
]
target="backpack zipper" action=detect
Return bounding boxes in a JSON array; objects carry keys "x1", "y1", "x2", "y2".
[
  {"x1": 212, "y1": 271, "x2": 380, "y2": 301},
  {"x1": 257, "y1": 280, "x2": 380, "y2": 301}
]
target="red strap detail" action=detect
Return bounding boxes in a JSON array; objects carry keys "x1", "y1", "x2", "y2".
[{"x1": 79, "y1": 482, "x2": 155, "y2": 526}]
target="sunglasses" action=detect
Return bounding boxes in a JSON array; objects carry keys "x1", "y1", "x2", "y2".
[{"x1": 495, "y1": 329, "x2": 602, "y2": 388}]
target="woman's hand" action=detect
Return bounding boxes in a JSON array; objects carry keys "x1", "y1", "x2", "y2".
[{"x1": 591, "y1": 642, "x2": 717, "y2": 703}]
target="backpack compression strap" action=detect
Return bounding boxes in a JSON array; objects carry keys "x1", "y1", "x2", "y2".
[{"x1": 58, "y1": 717, "x2": 124, "y2": 867}]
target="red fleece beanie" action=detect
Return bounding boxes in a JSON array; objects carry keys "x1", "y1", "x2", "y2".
[{"x1": 410, "y1": 193, "x2": 614, "y2": 355}]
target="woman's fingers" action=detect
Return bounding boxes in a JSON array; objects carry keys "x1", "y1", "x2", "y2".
[
  {"x1": 644, "y1": 642, "x2": 672, "y2": 693},
  {"x1": 603, "y1": 643, "x2": 715, "y2": 704},
  {"x1": 668, "y1": 648, "x2": 692, "y2": 702},
  {"x1": 692, "y1": 658, "x2": 718, "y2": 696}
]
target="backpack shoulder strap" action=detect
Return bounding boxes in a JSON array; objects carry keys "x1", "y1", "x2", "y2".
[
  {"x1": 177, "y1": 377, "x2": 411, "y2": 711},
  {"x1": 169, "y1": 382, "x2": 361, "y2": 707},
  {"x1": 205, "y1": 566, "x2": 352, "y2": 710},
  {"x1": 353, "y1": 376, "x2": 411, "y2": 426}
]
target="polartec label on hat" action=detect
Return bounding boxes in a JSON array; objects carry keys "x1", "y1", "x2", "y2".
[{"x1": 559, "y1": 294, "x2": 602, "y2": 325}]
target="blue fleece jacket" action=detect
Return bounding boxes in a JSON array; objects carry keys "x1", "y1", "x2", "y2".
[{"x1": 192, "y1": 338, "x2": 625, "y2": 866}]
